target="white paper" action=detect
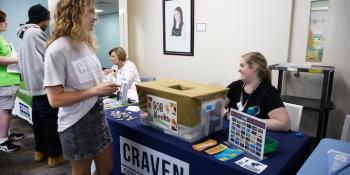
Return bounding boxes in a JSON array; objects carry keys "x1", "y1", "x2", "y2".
[
  {"x1": 279, "y1": 63, "x2": 312, "y2": 69},
  {"x1": 235, "y1": 157, "x2": 251, "y2": 166},
  {"x1": 235, "y1": 157, "x2": 268, "y2": 174},
  {"x1": 6, "y1": 48, "x2": 20, "y2": 73},
  {"x1": 7, "y1": 63, "x2": 20, "y2": 73},
  {"x1": 125, "y1": 106, "x2": 140, "y2": 112},
  {"x1": 103, "y1": 98, "x2": 121, "y2": 109}
]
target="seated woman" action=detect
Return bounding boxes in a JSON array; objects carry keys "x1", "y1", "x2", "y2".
[
  {"x1": 105, "y1": 47, "x2": 141, "y2": 101},
  {"x1": 226, "y1": 52, "x2": 290, "y2": 131}
]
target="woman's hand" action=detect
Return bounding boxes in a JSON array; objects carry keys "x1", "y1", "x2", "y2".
[
  {"x1": 92, "y1": 82, "x2": 119, "y2": 96},
  {"x1": 224, "y1": 96, "x2": 230, "y2": 109},
  {"x1": 103, "y1": 68, "x2": 113, "y2": 74},
  {"x1": 47, "y1": 82, "x2": 120, "y2": 108}
]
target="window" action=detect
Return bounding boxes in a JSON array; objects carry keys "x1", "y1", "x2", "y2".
[{"x1": 306, "y1": 0, "x2": 329, "y2": 62}]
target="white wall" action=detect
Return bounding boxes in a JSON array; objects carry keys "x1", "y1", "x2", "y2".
[
  {"x1": 289, "y1": 0, "x2": 350, "y2": 138},
  {"x1": 128, "y1": 0, "x2": 293, "y2": 86}
]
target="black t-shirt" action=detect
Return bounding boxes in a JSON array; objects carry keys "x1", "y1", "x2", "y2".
[{"x1": 226, "y1": 78, "x2": 284, "y2": 119}]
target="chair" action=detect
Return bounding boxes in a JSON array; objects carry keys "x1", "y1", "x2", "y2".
[
  {"x1": 341, "y1": 115, "x2": 350, "y2": 142},
  {"x1": 283, "y1": 102, "x2": 303, "y2": 131},
  {"x1": 140, "y1": 76, "x2": 155, "y2": 82}
]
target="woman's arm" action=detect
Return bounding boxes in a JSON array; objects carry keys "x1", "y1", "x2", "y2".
[
  {"x1": 266, "y1": 107, "x2": 291, "y2": 131},
  {"x1": 122, "y1": 63, "x2": 139, "y2": 86},
  {"x1": 0, "y1": 56, "x2": 18, "y2": 65},
  {"x1": 46, "y1": 82, "x2": 119, "y2": 108}
]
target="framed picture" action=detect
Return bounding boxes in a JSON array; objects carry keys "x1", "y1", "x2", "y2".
[{"x1": 163, "y1": 0, "x2": 194, "y2": 56}]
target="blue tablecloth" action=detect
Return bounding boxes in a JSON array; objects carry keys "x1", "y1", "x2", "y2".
[
  {"x1": 297, "y1": 138, "x2": 350, "y2": 175},
  {"x1": 106, "y1": 105, "x2": 310, "y2": 175}
]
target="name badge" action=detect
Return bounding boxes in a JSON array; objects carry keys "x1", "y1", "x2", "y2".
[{"x1": 237, "y1": 101, "x2": 244, "y2": 111}]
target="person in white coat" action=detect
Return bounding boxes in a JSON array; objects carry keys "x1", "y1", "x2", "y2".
[{"x1": 104, "y1": 47, "x2": 141, "y2": 101}]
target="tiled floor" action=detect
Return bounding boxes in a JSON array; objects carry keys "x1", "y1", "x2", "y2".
[{"x1": 0, "y1": 116, "x2": 71, "y2": 175}]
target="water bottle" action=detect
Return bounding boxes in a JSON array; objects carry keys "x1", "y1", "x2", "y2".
[{"x1": 119, "y1": 78, "x2": 128, "y2": 104}]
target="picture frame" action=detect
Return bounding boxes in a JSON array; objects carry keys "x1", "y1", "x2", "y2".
[{"x1": 163, "y1": 0, "x2": 194, "y2": 56}]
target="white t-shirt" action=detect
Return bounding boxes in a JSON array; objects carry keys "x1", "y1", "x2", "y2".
[
  {"x1": 44, "y1": 37, "x2": 104, "y2": 132},
  {"x1": 112, "y1": 60, "x2": 140, "y2": 100}
]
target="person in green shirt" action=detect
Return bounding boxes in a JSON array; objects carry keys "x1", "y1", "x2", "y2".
[{"x1": 0, "y1": 10, "x2": 24, "y2": 153}]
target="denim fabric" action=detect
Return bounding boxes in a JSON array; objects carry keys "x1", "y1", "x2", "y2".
[{"x1": 59, "y1": 98, "x2": 112, "y2": 161}]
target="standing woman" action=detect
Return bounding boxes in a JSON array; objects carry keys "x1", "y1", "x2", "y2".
[
  {"x1": 226, "y1": 52, "x2": 290, "y2": 131},
  {"x1": 44, "y1": 0, "x2": 118, "y2": 174},
  {"x1": 0, "y1": 10, "x2": 23, "y2": 153}
]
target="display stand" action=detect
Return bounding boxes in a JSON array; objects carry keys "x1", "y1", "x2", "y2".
[
  {"x1": 12, "y1": 82, "x2": 33, "y2": 124},
  {"x1": 269, "y1": 63, "x2": 335, "y2": 142},
  {"x1": 228, "y1": 109, "x2": 267, "y2": 161}
]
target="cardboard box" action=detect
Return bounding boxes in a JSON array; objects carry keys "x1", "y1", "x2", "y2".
[
  {"x1": 136, "y1": 79, "x2": 229, "y2": 127},
  {"x1": 136, "y1": 79, "x2": 228, "y2": 142}
]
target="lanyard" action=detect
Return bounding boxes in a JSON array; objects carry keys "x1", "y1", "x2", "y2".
[{"x1": 237, "y1": 80, "x2": 261, "y2": 111}]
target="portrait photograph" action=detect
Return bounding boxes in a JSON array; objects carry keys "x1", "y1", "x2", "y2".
[{"x1": 163, "y1": 0, "x2": 194, "y2": 56}]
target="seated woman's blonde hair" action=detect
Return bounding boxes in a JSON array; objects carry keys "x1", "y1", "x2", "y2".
[{"x1": 241, "y1": 52, "x2": 272, "y2": 82}]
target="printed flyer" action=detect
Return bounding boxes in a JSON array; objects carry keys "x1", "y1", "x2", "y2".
[{"x1": 147, "y1": 95, "x2": 178, "y2": 134}]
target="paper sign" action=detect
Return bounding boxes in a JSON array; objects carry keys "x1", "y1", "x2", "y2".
[{"x1": 147, "y1": 95, "x2": 178, "y2": 134}]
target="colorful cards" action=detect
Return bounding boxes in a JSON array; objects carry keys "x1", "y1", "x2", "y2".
[
  {"x1": 205, "y1": 144, "x2": 228, "y2": 155},
  {"x1": 192, "y1": 139, "x2": 246, "y2": 163},
  {"x1": 192, "y1": 139, "x2": 218, "y2": 151},
  {"x1": 214, "y1": 148, "x2": 243, "y2": 162},
  {"x1": 228, "y1": 109, "x2": 267, "y2": 161}
]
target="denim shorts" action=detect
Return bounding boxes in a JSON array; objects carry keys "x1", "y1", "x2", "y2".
[{"x1": 59, "y1": 99, "x2": 113, "y2": 161}]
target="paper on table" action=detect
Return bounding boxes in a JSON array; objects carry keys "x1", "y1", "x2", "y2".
[
  {"x1": 103, "y1": 98, "x2": 121, "y2": 109},
  {"x1": 125, "y1": 106, "x2": 140, "y2": 112},
  {"x1": 235, "y1": 157, "x2": 268, "y2": 174},
  {"x1": 327, "y1": 149, "x2": 350, "y2": 175}
]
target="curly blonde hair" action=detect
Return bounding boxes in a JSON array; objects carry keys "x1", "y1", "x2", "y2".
[{"x1": 47, "y1": 0, "x2": 97, "y2": 52}]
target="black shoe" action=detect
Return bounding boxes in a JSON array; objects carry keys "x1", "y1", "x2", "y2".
[
  {"x1": 0, "y1": 140, "x2": 20, "y2": 152},
  {"x1": 8, "y1": 133, "x2": 24, "y2": 141}
]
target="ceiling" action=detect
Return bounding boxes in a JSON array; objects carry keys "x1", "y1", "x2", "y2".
[{"x1": 96, "y1": 0, "x2": 118, "y2": 14}]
